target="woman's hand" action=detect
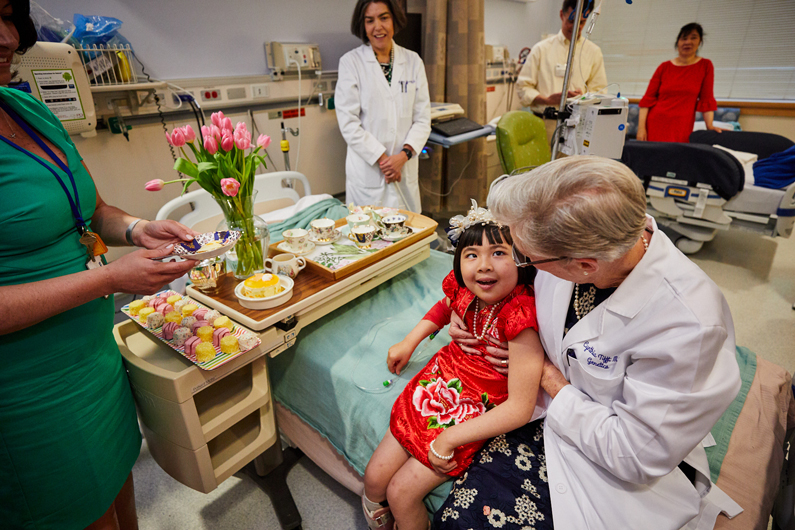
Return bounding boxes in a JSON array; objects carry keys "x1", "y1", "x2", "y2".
[
  {"x1": 450, "y1": 312, "x2": 509, "y2": 374},
  {"x1": 636, "y1": 127, "x2": 647, "y2": 142},
  {"x1": 387, "y1": 340, "x2": 415, "y2": 375},
  {"x1": 483, "y1": 338, "x2": 510, "y2": 375},
  {"x1": 706, "y1": 125, "x2": 724, "y2": 134},
  {"x1": 106, "y1": 245, "x2": 196, "y2": 295},
  {"x1": 132, "y1": 220, "x2": 198, "y2": 250},
  {"x1": 540, "y1": 356, "x2": 570, "y2": 399},
  {"x1": 379, "y1": 153, "x2": 407, "y2": 184},
  {"x1": 428, "y1": 434, "x2": 457, "y2": 474}
]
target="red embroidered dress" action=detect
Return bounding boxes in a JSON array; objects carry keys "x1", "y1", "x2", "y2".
[{"x1": 389, "y1": 271, "x2": 538, "y2": 477}]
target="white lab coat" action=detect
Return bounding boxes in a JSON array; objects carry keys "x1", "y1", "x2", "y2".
[
  {"x1": 335, "y1": 43, "x2": 431, "y2": 213},
  {"x1": 536, "y1": 216, "x2": 743, "y2": 530}
]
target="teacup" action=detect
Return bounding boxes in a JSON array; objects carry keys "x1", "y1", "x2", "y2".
[
  {"x1": 351, "y1": 225, "x2": 376, "y2": 249},
  {"x1": 382, "y1": 214, "x2": 408, "y2": 236},
  {"x1": 346, "y1": 213, "x2": 371, "y2": 231},
  {"x1": 310, "y1": 218, "x2": 336, "y2": 241},
  {"x1": 282, "y1": 228, "x2": 309, "y2": 253},
  {"x1": 264, "y1": 253, "x2": 306, "y2": 279}
]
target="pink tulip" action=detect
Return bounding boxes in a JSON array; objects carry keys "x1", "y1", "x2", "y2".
[
  {"x1": 182, "y1": 125, "x2": 196, "y2": 143},
  {"x1": 257, "y1": 134, "x2": 271, "y2": 149},
  {"x1": 234, "y1": 121, "x2": 247, "y2": 133},
  {"x1": 221, "y1": 133, "x2": 234, "y2": 152},
  {"x1": 211, "y1": 111, "x2": 225, "y2": 128},
  {"x1": 234, "y1": 133, "x2": 251, "y2": 150},
  {"x1": 201, "y1": 125, "x2": 212, "y2": 139},
  {"x1": 204, "y1": 135, "x2": 218, "y2": 155},
  {"x1": 211, "y1": 125, "x2": 222, "y2": 141},
  {"x1": 165, "y1": 131, "x2": 173, "y2": 146},
  {"x1": 170, "y1": 128, "x2": 186, "y2": 147},
  {"x1": 221, "y1": 117, "x2": 233, "y2": 133},
  {"x1": 220, "y1": 178, "x2": 241, "y2": 197},
  {"x1": 145, "y1": 179, "x2": 165, "y2": 191}
]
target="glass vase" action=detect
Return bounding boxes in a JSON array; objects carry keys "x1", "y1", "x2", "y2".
[{"x1": 214, "y1": 191, "x2": 270, "y2": 280}]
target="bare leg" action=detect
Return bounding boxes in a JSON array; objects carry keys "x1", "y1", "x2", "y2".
[
  {"x1": 364, "y1": 430, "x2": 411, "y2": 502},
  {"x1": 387, "y1": 458, "x2": 448, "y2": 530}
]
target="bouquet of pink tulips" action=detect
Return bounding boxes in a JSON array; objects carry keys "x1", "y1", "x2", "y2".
[{"x1": 146, "y1": 111, "x2": 272, "y2": 278}]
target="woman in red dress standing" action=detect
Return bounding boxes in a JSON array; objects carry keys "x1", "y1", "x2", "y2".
[{"x1": 637, "y1": 23, "x2": 720, "y2": 143}]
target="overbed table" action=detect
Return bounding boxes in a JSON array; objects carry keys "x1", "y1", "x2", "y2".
[{"x1": 115, "y1": 215, "x2": 437, "y2": 529}]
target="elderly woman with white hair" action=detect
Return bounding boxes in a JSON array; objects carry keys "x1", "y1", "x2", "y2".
[{"x1": 434, "y1": 156, "x2": 743, "y2": 530}]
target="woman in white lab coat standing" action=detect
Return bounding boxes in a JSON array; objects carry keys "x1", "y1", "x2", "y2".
[
  {"x1": 335, "y1": 0, "x2": 431, "y2": 213},
  {"x1": 436, "y1": 156, "x2": 744, "y2": 530}
]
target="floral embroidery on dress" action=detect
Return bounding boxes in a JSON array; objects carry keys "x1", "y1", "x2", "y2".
[
  {"x1": 412, "y1": 377, "x2": 490, "y2": 429},
  {"x1": 441, "y1": 507, "x2": 460, "y2": 521},
  {"x1": 522, "y1": 479, "x2": 541, "y2": 499},
  {"x1": 479, "y1": 433, "x2": 512, "y2": 464},
  {"x1": 453, "y1": 487, "x2": 478, "y2": 509}
]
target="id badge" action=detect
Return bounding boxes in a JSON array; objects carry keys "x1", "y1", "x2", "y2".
[{"x1": 555, "y1": 63, "x2": 567, "y2": 77}]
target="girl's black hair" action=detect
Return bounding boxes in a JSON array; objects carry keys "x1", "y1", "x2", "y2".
[
  {"x1": 675, "y1": 22, "x2": 704, "y2": 50},
  {"x1": 11, "y1": 0, "x2": 37, "y2": 54},
  {"x1": 452, "y1": 222, "x2": 536, "y2": 289}
]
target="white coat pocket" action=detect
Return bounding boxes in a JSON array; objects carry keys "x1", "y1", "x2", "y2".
[
  {"x1": 398, "y1": 80, "x2": 416, "y2": 118},
  {"x1": 566, "y1": 350, "x2": 624, "y2": 405}
]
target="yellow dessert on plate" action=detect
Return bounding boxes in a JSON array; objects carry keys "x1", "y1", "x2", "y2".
[
  {"x1": 220, "y1": 335, "x2": 239, "y2": 354},
  {"x1": 243, "y1": 273, "x2": 283, "y2": 298},
  {"x1": 196, "y1": 325, "x2": 214, "y2": 343},
  {"x1": 198, "y1": 241, "x2": 223, "y2": 253},
  {"x1": 165, "y1": 311, "x2": 183, "y2": 323},
  {"x1": 181, "y1": 303, "x2": 198, "y2": 316},
  {"x1": 195, "y1": 342, "x2": 216, "y2": 363},
  {"x1": 213, "y1": 315, "x2": 234, "y2": 330},
  {"x1": 138, "y1": 307, "x2": 155, "y2": 322},
  {"x1": 166, "y1": 294, "x2": 182, "y2": 305},
  {"x1": 128, "y1": 300, "x2": 146, "y2": 316}
]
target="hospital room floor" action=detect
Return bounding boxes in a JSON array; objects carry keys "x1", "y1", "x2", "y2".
[{"x1": 129, "y1": 226, "x2": 794, "y2": 529}]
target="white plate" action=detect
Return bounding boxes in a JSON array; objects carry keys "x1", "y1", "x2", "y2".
[
  {"x1": 235, "y1": 276, "x2": 294, "y2": 310},
  {"x1": 382, "y1": 229, "x2": 413, "y2": 242},
  {"x1": 167, "y1": 230, "x2": 241, "y2": 261},
  {"x1": 276, "y1": 240, "x2": 315, "y2": 256},
  {"x1": 308, "y1": 229, "x2": 342, "y2": 245}
]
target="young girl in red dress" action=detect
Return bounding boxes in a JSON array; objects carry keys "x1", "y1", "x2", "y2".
[{"x1": 362, "y1": 201, "x2": 546, "y2": 530}]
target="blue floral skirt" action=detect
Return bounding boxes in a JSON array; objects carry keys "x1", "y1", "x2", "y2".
[{"x1": 433, "y1": 420, "x2": 553, "y2": 529}]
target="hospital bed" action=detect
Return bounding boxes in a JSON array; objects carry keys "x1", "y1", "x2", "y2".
[
  {"x1": 268, "y1": 249, "x2": 795, "y2": 529},
  {"x1": 621, "y1": 131, "x2": 795, "y2": 254}
]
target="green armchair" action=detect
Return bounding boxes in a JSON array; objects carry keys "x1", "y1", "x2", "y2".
[{"x1": 495, "y1": 111, "x2": 551, "y2": 175}]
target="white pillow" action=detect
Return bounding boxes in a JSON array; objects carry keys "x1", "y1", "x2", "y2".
[{"x1": 713, "y1": 144, "x2": 758, "y2": 186}]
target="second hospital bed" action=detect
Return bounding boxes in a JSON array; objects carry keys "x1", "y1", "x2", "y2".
[{"x1": 268, "y1": 249, "x2": 795, "y2": 529}]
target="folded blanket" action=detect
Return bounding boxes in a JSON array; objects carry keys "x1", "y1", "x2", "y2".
[
  {"x1": 267, "y1": 198, "x2": 350, "y2": 243},
  {"x1": 753, "y1": 145, "x2": 795, "y2": 189}
]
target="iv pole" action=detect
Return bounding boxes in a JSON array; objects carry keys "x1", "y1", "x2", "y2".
[{"x1": 550, "y1": 0, "x2": 586, "y2": 159}]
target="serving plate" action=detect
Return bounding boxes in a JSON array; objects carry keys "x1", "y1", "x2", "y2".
[
  {"x1": 234, "y1": 276, "x2": 294, "y2": 310},
  {"x1": 121, "y1": 289, "x2": 261, "y2": 370}
]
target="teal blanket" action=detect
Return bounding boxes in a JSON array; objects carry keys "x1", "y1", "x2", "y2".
[{"x1": 267, "y1": 198, "x2": 349, "y2": 243}]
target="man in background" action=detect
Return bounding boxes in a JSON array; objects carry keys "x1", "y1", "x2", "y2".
[{"x1": 516, "y1": 0, "x2": 607, "y2": 144}]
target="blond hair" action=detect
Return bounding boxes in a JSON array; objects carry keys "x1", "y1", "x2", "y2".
[{"x1": 488, "y1": 156, "x2": 647, "y2": 262}]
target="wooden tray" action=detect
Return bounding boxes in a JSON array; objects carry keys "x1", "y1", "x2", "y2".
[{"x1": 268, "y1": 210, "x2": 437, "y2": 281}]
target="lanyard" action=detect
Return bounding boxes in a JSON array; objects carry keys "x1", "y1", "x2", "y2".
[{"x1": 0, "y1": 101, "x2": 86, "y2": 233}]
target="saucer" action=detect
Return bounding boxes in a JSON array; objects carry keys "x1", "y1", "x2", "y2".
[
  {"x1": 167, "y1": 230, "x2": 241, "y2": 260},
  {"x1": 235, "y1": 276, "x2": 294, "y2": 310},
  {"x1": 382, "y1": 229, "x2": 413, "y2": 242},
  {"x1": 276, "y1": 240, "x2": 315, "y2": 256},
  {"x1": 309, "y1": 229, "x2": 342, "y2": 245}
]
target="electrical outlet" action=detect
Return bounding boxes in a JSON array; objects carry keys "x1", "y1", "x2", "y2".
[
  {"x1": 315, "y1": 81, "x2": 328, "y2": 91},
  {"x1": 251, "y1": 83, "x2": 270, "y2": 99}
]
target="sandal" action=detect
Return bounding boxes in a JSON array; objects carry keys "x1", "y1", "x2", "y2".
[{"x1": 362, "y1": 495, "x2": 394, "y2": 530}]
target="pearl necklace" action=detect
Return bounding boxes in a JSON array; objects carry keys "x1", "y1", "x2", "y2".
[
  {"x1": 573, "y1": 234, "x2": 649, "y2": 321},
  {"x1": 473, "y1": 298, "x2": 500, "y2": 341}
]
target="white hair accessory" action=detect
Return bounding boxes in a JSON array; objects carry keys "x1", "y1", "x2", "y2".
[{"x1": 446, "y1": 199, "x2": 502, "y2": 247}]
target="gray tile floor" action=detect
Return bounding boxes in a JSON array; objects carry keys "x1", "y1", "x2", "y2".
[{"x1": 129, "y1": 224, "x2": 794, "y2": 530}]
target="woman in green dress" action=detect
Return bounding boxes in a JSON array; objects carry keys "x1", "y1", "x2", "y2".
[{"x1": 0, "y1": 1, "x2": 197, "y2": 528}]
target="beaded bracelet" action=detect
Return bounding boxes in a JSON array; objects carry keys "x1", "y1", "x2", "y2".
[{"x1": 430, "y1": 439, "x2": 455, "y2": 461}]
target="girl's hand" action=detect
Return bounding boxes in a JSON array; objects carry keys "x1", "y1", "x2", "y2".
[
  {"x1": 483, "y1": 337, "x2": 510, "y2": 375},
  {"x1": 428, "y1": 435, "x2": 457, "y2": 474},
  {"x1": 449, "y1": 311, "x2": 481, "y2": 355},
  {"x1": 636, "y1": 127, "x2": 647, "y2": 141},
  {"x1": 387, "y1": 340, "x2": 414, "y2": 375}
]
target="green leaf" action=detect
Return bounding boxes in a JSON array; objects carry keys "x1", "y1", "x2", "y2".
[
  {"x1": 419, "y1": 379, "x2": 431, "y2": 387},
  {"x1": 481, "y1": 392, "x2": 489, "y2": 405},
  {"x1": 427, "y1": 417, "x2": 441, "y2": 430},
  {"x1": 447, "y1": 379, "x2": 463, "y2": 393},
  {"x1": 173, "y1": 158, "x2": 198, "y2": 178},
  {"x1": 197, "y1": 161, "x2": 219, "y2": 174}
]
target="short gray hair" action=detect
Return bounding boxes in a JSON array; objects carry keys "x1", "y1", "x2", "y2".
[{"x1": 488, "y1": 156, "x2": 647, "y2": 262}]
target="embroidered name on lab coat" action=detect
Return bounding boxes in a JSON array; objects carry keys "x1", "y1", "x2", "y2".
[
  {"x1": 582, "y1": 341, "x2": 619, "y2": 370},
  {"x1": 398, "y1": 80, "x2": 415, "y2": 93}
]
